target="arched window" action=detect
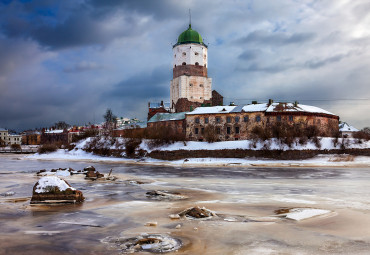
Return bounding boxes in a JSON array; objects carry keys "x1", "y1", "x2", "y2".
[
  {"x1": 182, "y1": 62, "x2": 186, "y2": 65},
  {"x1": 195, "y1": 62, "x2": 199, "y2": 66}
]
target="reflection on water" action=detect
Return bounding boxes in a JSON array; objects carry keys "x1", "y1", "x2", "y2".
[{"x1": 1, "y1": 154, "x2": 370, "y2": 254}]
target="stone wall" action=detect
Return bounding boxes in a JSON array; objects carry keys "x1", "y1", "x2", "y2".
[
  {"x1": 186, "y1": 111, "x2": 339, "y2": 141},
  {"x1": 174, "y1": 98, "x2": 212, "y2": 113},
  {"x1": 173, "y1": 65, "x2": 207, "y2": 79}
]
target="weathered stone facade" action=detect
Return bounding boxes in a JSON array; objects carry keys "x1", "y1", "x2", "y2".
[{"x1": 185, "y1": 103, "x2": 339, "y2": 141}]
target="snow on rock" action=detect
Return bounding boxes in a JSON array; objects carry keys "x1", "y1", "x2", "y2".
[
  {"x1": 34, "y1": 176, "x2": 75, "y2": 193},
  {"x1": 31, "y1": 176, "x2": 84, "y2": 204},
  {"x1": 277, "y1": 208, "x2": 332, "y2": 221}
]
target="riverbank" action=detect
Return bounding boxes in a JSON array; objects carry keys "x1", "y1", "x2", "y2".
[
  {"x1": 25, "y1": 150, "x2": 370, "y2": 168},
  {"x1": 23, "y1": 137, "x2": 370, "y2": 167}
]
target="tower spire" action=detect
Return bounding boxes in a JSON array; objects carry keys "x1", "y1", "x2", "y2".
[{"x1": 189, "y1": 9, "x2": 191, "y2": 28}]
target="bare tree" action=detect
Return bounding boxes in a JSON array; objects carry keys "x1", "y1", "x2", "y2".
[
  {"x1": 103, "y1": 108, "x2": 117, "y2": 136},
  {"x1": 54, "y1": 121, "x2": 70, "y2": 130}
]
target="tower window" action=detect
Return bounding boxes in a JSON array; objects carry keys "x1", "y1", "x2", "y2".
[
  {"x1": 189, "y1": 84, "x2": 193, "y2": 87},
  {"x1": 174, "y1": 54, "x2": 176, "y2": 58},
  {"x1": 195, "y1": 62, "x2": 199, "y2": 66},
  {"x1": 199, "y1": 84, "x2": 203, "y2": 87},
  {"x1": 182, "y1": 62, "x2": 186, "y2": 65},
  {"x1": 204, "y1": 64, "x2": 207, "y2": 67},
  {"x1": 195, "y1": 52, "x2": 199, "y2": 56},
  {"x1": 182, "y1": 52, "x2": 186, "y2": 56}
]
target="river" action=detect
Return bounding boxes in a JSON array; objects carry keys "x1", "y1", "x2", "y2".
[{"x1": 1, "y1": 154, "x2": 370, "y2": 254}]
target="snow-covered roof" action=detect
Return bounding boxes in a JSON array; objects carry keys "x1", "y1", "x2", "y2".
[
  {"x1": 149, "y1": 102, "x2": 171, "y2": 109},
  {"x1": 35, "y1": 176, "x2": 75, "y2": 193},
  {"x1": 186, "y1": 106, "x2": 237, "y2": 115},
  {"x1": 242, "y1": 103, "x2": 269, "y2": 112},
  {"x1": 148, "y1": 112, "x2": 186, "y2": 123},
  {"x1": 339, "y1": 122, "x2": 359, "y2": 132},
  {"x1": 186, "y1": 103, "x2": 337, "y2": 116},
  {"x1": 266, "y1": 103, "x2": 335, "y2": 115},
  {"x1": 45, "y1": 129, "x2": 64, "y2": 134},
  {"x1": 0, "y1": 127, "x2": 7, "y2": 131}
]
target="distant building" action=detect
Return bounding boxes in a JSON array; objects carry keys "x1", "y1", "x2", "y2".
[
  {"x1": 0, "y1": 128, "x2": 22, "y2": 145},
  {"x1": 339, "y1": 122, "x2": 359, "y2": 138},
  {"x1": 41, "y1": 129, "x2": 68, "y2": 144}
]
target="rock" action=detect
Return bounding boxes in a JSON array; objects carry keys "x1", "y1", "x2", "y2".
[
  {"x1": 30, "y1": 176, "x2": 84, "y2": 204},
  {"x1": 178, "y1": 206, "x2": 216, "y2": 219},
  {"x1": 84, "y1": 166, "x2": 104, "y2": 180},
  {"x1": 175, "y1": 224, "x2": 182, "y2": 229},
  {"x1": 145, "y1": 222, "x2": 158, "y2": 227},
  {"x1": 102, "y1": 234, "x2": 182, "y2": 253},
  {"x1": 0, "y1": 191, "x2": 15, "y2": 197},
  {"x1": 84, "y1": 166, "x2": 96, "y2": 172},
  {"x1": 169, "y1": 214, "x2": 181, "y2": 220},
  {"x1": 146, "y1": 190, "x2": 187, "y2": 201}
]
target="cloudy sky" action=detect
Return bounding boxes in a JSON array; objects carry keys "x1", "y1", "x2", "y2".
[{"x1": 1, "y1": 0, "x2": 370, "y2": 131}]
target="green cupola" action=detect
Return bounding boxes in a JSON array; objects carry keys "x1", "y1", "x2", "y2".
[{"x1": 174, "y1": 24, "x2": 206, "y2": 47}]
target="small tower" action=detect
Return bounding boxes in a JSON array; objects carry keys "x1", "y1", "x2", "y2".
[{"x1": 170, "y1": 24, "x2": 213, "y2": 112}]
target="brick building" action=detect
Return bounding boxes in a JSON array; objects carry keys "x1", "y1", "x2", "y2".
[{"x1": 186, "y1": 102, "x2": 339, "y2": 141}]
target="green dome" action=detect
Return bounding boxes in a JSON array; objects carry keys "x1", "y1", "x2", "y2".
[{"x1": 175, "y1": 24, "x2": 206, "y2": 47}]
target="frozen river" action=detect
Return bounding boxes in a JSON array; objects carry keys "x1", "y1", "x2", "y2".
[{"x1": 1, "y1": 154, "x2": 370, "y2": 254}]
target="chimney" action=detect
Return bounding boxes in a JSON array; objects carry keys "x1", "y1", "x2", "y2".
[
  {"x1": 294, "y1": 101, "x2": 299, "y2": 107},
  {"x1": 252, "y1": 101, "x2": 258, "y2": 104},
  {"x1": 161, "y1": 101, "x2": 164, "y2": 107},
  {"x1": 268, "y1": 99, "x2": 273, "y2": 105}
]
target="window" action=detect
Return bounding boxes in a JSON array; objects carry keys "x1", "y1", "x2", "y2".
[
  {"x1": 277, "y1": 115, "x2": 281, "y2": 122},
  {"x1": 216, "y1": 117, "x2": 221, "y2": 123},
  {"x1": 216, "y1": 128, "x2": 221, "y2": 134},
  {"x1": 195, "y1": 117, "x2": 200, "y2": 124},
  {"x1": 289, "y1": 115, "x2": 294, "y2": 121},
  {"x1": 195, "y1": 128, "x2": 199, "y2": 134},
  {"x1": 195, "y1": 52, "x2": 199, "y2": 56},
  {"x1": 226, "y1": 117, "x2": 231, "y2": 123},
  {"x1": 227, "y1": 126, "x2": 231, "y2": 134},
  {"x1": 235, "y1": 116, "x2": 240, "y2": 123},
  {"x1": 256, "y1": 115, "x2": 261, "y2": 122},
  {"x1": 244, "y1": 116, "x2": 249, "y2": 122},
  {"x1": 201, "y1": 128, "x2": 204, "y2": 134},
  {"x1": 182, "y1": 62, "x2": 186, "y2": 65},
  {"x1": 204, "y1": 64, "x2": 207, "y2": 67},
  {"x1": 200, "y1": 97, "x2": 202, "y2": 99},
  {"x1": 195, "y1": 62, "x2": 199, "y2": 66},
  {"x1": 199, "y1": 84, "x2": 203, "y2": 87},
  {"x1": 189, "y1": 84, "x2": 193, "y2": 87},
  {"x1": 182, "y1": 52, "x2": 186, "y2": 56},
  {"x1": 235, "y1": 127, "x2": 240, "y2": 134},
  {"x1": 204, "y1": 117, "x2": 209, "y2": 124}
]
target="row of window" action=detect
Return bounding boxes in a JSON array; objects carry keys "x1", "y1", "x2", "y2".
[
  {"x1": 194, "y1": 115, "x2": 295, "y2": 124},
  {"x1": 176, "y1": 52, "x2": 206, "y2": 58},
  {"x1": 194, "y1": 126, "x2": 240, "y2": 135},
  {"x1": 189, "y1": 84, "x2": 203, "y2": 87}
]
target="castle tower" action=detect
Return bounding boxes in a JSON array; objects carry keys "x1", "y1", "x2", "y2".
[{"x1": 170, "y1": 24, "x2": 213, "y2": 112}]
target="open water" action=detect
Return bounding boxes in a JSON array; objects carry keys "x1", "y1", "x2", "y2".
[{"x1": 1, "y1": 154, "x2": 370, "y2": 254}]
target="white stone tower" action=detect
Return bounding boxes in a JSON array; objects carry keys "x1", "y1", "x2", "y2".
[{"x1": 170, "y1": 24, "x2": 212, "y2": 112}]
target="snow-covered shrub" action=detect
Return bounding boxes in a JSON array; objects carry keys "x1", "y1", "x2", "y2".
[
  {"x1": 38, "y1": 143, "x2": 58, "y2": 154},
  {"x1": 125, "y1": 138, "x2": 142, "y2": 157}
]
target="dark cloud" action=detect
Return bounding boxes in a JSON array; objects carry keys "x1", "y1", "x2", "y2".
[
  {"x1": 236, "y1": 30, "x2": 316, "y2": 46},
  {"x1": 63, "y1": 61, "x2": 103, "y2": 73},
  {"x1": 304, "y1": 54, "x2": 347, "y2": 69},
  {"x1": 238, "y1": 49, "x2": 260, "y2": 60},
  {"x1": 107, "y1": 66, "x2": 170, "y2": 99}
]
